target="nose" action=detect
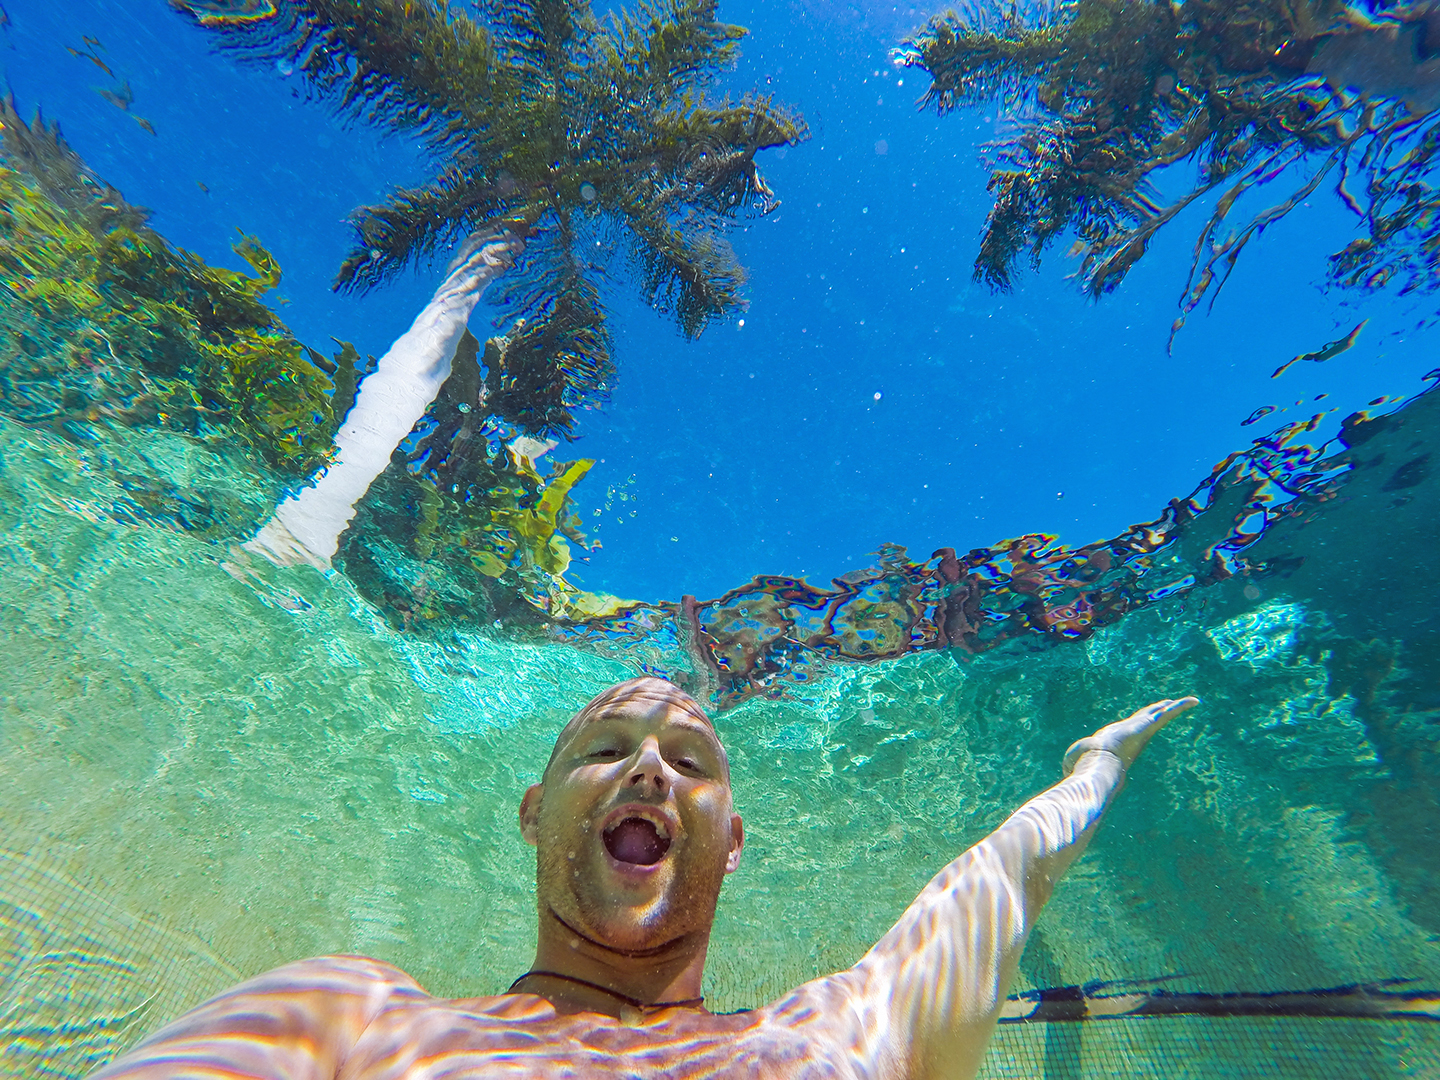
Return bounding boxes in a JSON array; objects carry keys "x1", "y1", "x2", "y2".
[{"x1": 626, "y1": 736, "x2": 670, "y2": 796}]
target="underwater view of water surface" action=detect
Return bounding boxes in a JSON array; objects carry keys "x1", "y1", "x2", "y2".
[{"x1": 2, "y1": 0, "x2": 1440, "y2": 1075}]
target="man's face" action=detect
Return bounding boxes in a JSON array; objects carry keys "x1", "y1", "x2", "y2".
[{"x1": 519, "y1": 679, "x2": 743, "y2": 954}]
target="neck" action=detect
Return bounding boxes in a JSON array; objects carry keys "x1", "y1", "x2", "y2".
[{"x1": 523, "y1": 905, "x2": 711, "y2": 1016}]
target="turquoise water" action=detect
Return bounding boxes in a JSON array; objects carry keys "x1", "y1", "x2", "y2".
[{"x1": 2, "y1": 0, "x2": 1440, "y2": 1076}]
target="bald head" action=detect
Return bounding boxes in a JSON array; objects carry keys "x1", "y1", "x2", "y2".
[
  {"x1": 523, "y1": 674, "x2": 743, "y2": 962},
  {"x1": 544, "y1": 676, "x2": 726, "y2": 782}
]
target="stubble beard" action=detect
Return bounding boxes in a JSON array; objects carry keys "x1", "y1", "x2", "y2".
[{"x1": 535, "y1": 829, "x2": 726, "y2": 955}]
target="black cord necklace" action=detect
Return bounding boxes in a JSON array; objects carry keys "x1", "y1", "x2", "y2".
[{"x1": 507, "y1": 970, "x2": 705, "y2": 1011}]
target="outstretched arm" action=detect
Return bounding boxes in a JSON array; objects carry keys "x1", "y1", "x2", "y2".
[
  {"x1": 818, "y1": 697, "x2": 1197, "y2": 1080},
  {"x1": 87, "y1": 956, "x2": 422, "y2": 1080}
]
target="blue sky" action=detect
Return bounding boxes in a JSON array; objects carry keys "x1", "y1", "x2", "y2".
[{"x1": 4, "y1": 0, "x2": 1435, "y2": 602}]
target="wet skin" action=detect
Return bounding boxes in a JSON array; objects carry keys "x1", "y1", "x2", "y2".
[
  {"x1": 517, "y1": 679, "x2": 745, "y2": 1001},
  {"x1": 90, "y1": 679, "x2": 1198, "y2": 1080}
]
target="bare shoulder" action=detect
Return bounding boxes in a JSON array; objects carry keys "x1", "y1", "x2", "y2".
[
  {"x1": 245, "y1": 953, "x2": 427, "y2": 993},
  {"x1": 176, "y1": 953, "x2": 430, "y2": 1021},
  {"x1": 751, "y1": 973, "x2": 873, "y2": 1065},
  {"x1": 90, "y1": 955, "x2": 426, "y2": 1080}
]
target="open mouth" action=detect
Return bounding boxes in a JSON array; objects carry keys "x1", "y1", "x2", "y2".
[{"x1": 602, "y1": 814, "x2": 673, "y2": 866}]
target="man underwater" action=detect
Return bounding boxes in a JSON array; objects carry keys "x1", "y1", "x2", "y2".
[{"x1": 92, "y1": 676, "x2": 1197, "y2": 1080}]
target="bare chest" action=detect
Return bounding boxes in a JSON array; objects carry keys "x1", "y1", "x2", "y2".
[{"x1": 341, "y1": 1003, "x2": 867, "y2": 1080}]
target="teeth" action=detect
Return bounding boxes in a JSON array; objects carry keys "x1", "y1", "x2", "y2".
[{"x1": 616, "y1": 809, "x2": 670, "y2": 840}]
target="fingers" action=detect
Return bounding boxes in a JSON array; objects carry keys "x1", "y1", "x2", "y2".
[
  {"x1": 1113, "y1": 695, "x2": 1199, "y2": 766},
  {"x1": 1140, "y1": 696, "x2": 1199, "y2": 730},
  {"x1": 1062, "y1": 695, "x2": 1199, "y2": 775}
]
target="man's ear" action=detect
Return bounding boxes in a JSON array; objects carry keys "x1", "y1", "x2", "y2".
[
  {"x1": 518, "y1": 784, "x2": 544, "y2": 847},
  {"x1": 724, "y1": 812, "x2": 744, "y2": 874}
]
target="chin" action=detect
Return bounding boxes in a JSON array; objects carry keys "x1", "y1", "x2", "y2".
[
  {"x1": 576, "y1": 875, "x2": 691, "y2": 950},
  {"x1": 588, "y1": 906, "x2": 680, "y2": 952},
  {"x1": 538, "y1": 831, "x2": 724, "y2": 952}
]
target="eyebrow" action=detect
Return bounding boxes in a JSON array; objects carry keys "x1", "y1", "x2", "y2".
[
  {"x1": 665, "y1": 719, "x2": 724, "y2": 747},
  {"x1": 578, "y1": 714, "x2": 719, "y2": 745}
]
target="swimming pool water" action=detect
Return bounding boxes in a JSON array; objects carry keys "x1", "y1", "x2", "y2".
[{"x1": 1, "y1": 0, "x2": 1439, "y2": 1076}]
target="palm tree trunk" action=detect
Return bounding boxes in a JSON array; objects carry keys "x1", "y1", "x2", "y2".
[{"x1": 244, "y1": 229, "x2": 523, "y2": 569}]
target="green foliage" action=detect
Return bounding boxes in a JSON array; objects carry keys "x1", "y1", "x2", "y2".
[
  {"x1": 899, "y1": 0, "x2": 1440, "y2": 340},
  {"x1": 0, "y1": 96, "x2": 357, "y2": 475},
  {"x1": 0, "y1": 94, "x2": 610, "y2": 627},
  {"x1": 174, "y1": 0, "x2": 807, "y2": 436},
  {"x1": 335, "y1": 323, "x2": 627, "y2": 631}
]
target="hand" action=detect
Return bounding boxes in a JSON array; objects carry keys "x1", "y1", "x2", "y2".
[{"x1": 1061, "y1": 697, "x2": 1198, "y2": 776}]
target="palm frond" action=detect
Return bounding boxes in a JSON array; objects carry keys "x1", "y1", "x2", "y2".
[
  {"x1": 895, "y1": 2, "x2": 1070, "y2": 115},
  {"x1": 599, "y1": 0, "x2": 745, "y2": 109},
  {"x1": 482, "y1": 0, "x2": 593, "y2": 85},
  {"x1": 902, "y1": 0, "x2": 1440, "y2": 336},
  {"x1": 182, "y1": 0, "x2": 806, "y2": 410},
  {"x1": 173, "y1": 0, "x2": 502, "y2": 148},
  {"x1": 974, "y1": 95, "x2": 1177, "y2": 288},
  {"x1": 335, "y1": 161, "x2": 523, "y2": 292},
  {"x1": 1328, "y1": 116, "x2": 1440, "y2": 294},
  {"x1": 485, "y1": 257, "x2": 612, "y2": 437},
  {"x1": 647, "y1": 96, "x2": 805, "y2": 217},
  {"x1": 628, "y1": 208, "x2": 743, "y2": 337}
]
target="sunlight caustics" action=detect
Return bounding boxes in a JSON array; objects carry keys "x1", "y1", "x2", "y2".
[
  {"x1": 2, "y1": 0, "x2": 1440, "y2": 1076},
  {"x1": 85, "y1": 704, "x2": 1197, "y2": 1080}
]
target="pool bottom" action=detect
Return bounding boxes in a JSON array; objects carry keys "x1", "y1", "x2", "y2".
[
  {"x1": 6, "y1": 841, "x2": 1439, "y2": 1080},
  {"x1": 2, "y1": 414, "x2": 1438, "y2": 1078}
]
